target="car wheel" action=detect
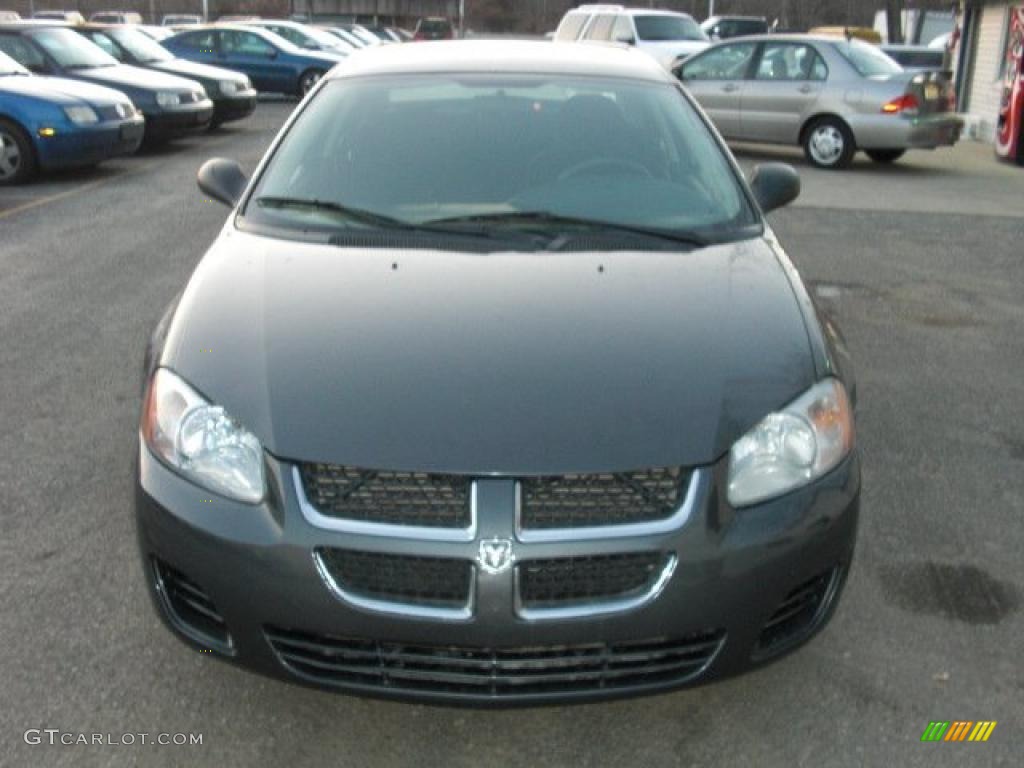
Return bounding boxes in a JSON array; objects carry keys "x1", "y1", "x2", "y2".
[
  {"x1": 865, "y1": 149, "x2": 906, "y2": 164},
  {"x1": 803, "y1": 117, "x2": 856, "y2": 170},
  {"x1": 299, "y1": 69, "x2": 325, "y2": 97},
  {"x1": 0, "y1": 118, "x2": 36, "y2": 186}
]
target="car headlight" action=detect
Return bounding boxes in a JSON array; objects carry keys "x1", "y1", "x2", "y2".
[
  {"x1": 220, "y1": 80, "x2": 239, "y2": 94},
  {"x1": 115, "y1": 102, "x2": 135, "y2": 119},
  {"x1": 727, "y1": 378, "x2": 854, "y2": 507},
  {"x1": 63, "y1": 105, "x2": 99, "y2": 125},
  {"x1": 155, "y1": 91, "x2": 181, "y2": 108},
  {"x1": 142, "y1": 368, "x2": 265, "y2": 504}
]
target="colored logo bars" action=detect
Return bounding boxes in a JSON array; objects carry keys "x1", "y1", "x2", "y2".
[{"x1": 921, "y1": 721, "x2": 997, "y2": 742}]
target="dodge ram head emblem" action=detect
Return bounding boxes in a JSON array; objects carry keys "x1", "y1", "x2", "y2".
[{"x1": 477, "y1": 538, "x2": 515, "y2": 575}]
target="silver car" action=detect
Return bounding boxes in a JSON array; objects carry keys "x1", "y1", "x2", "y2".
[{"x1": 677, "y1": 35, "x2": 963, "y2": 169}]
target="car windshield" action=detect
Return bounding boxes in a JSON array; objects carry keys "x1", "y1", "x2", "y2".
[
  {"x1": 108, "y1": 28, "x2": 174, "y2": 62},
  {"x1": 420, "y1": 20, "x2": 451, "y2": 33},
  {"x1": 245, "y1": 75, "x2": 757, "y2": 245},
  {"x1": 834, "y1": 39, "x2": 903, "y2": 77},
  {"x1": 271, "y1": 24, "x2": 340, "y2": 49},
  {"x1": 635, "y1": 15, "x2": 706, "y2": 42},
  {"x1": 0, "y1": 49, "x2": 29, "y2": 74},
  {"x1": 29, "y1": 27, "x2": 119, "y2": 68}
]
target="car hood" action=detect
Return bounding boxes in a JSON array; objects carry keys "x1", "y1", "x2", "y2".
[
  {"x1": 149, "y1": 58, "x2": 248, "y2": 85},
  {"x1": 298, "y1": 50, "x2": 347, "y2": 66},
  {"x1": 70, "y1": 63, "x2": 201, "y2": 92},
  {"x1": 0, "y1": 74, "x2": 127, "y2": 105},
  {"x1": 161, "y1": 230, "x2": 816, "y2": 474}
]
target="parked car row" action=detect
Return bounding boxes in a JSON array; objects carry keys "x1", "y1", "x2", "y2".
[
  {"x1": 0, "y1": 20, "x2": 263, "y2": 184},
  {"x1": 0, "y1": 49, "x2": 142, "y2": 184}
]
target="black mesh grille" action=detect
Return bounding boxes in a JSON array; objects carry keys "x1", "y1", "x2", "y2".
[
  {"x1": 153, "y1": 559, "x2": 231, "y2": 650},
  {"x1": 518, "y1": 553, "x2": 669, "y2": 608},
  {"x1": 317, "y1": 548, "x2": 472, "y2": 608},
  {"x1": 520, "y1": 468, "x2": 690, "y2": 529},
  {"x1": 265, "y1": 627, "x2": 725, "y2": 699},
  {"x1": 756, "y1": 568, "x2": 838, "y2": 655},
  {"x1": 300, "y1": 463, "x2": 471, "y2": 528}
]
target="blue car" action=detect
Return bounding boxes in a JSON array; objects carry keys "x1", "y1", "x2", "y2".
[
  {"x1": 0, "y1": 50, "x2": 144, "y2": 185},
  {"x1": 163, "y1": 25, "x2": 345, "y2": 97},
  {"x1": 0, "y1": 23, "x2": 214, "y2": 141}
]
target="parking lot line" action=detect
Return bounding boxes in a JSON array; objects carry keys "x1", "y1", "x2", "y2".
[
  {"x1": 0, "y1": 167, "x2": 149, "y2": 222},
  {"x1": 0, "y1": 131, "x2": 250, "y2": 222}
]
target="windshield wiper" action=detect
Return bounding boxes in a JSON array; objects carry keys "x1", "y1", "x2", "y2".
[
  {"x1": 254, "y1": 196, "x2": 417, "y2": 229},
  {"x1": 422, "y1": 211, "x2": 709, "y2": 249},
  {"x1": 253, "y1": 196, "x2": 542, "y2": 245}
]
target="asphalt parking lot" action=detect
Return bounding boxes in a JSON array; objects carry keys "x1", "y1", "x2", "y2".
[{"x1": 1, "y1": 101, "x2": 1021, "y2": 767}]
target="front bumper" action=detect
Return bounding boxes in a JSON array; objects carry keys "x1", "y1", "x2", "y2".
[
  {"x1": 854, "y1": 113, "x2": 964, "y2": 150},
  {"x1": 212, "y1": 90, "x2": 258, "y2": 125},
  {"x1": 142, "y1": 100, "x2": 214, "y2": 139},
  {"x1": 136, "y1": 442, "x2": 859, "y2": 705},
  {"x1": 35, "y1": 116, "x2": 145, "y2": 169}
]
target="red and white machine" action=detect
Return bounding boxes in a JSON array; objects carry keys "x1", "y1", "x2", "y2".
[{"x1": 995, "y1": 5, "x2": 1024, "y2": 164}]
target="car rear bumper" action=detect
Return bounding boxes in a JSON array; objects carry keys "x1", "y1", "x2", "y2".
[
  {"x1": 36, "y1": 117, "x2": 145, "y2": 169},
  {"x1": 212, "y1": 91, "x2": 258, "y2": 124},
  {"x1": 854, "y1": 113, "x2": 964, "y2": 150},
  {"x1": 135, "y1": 441, "x2": 860, "y2": 705},
  {"x1": 143, "y1": 101, "x2": 214, "y2": 139}
]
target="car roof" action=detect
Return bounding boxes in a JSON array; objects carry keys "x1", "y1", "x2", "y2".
[
  {"x1": 568, "y1": 5, "x2": 694, "y2": 17},
  {"x1": 0, "y1": 20, "x2": 74, "y2": 31},
  {"x1": 701, "y1": 33, "x2": 849, "y2": 45},
  {"x1": 703, "y1": 16, "x2": 767, "y2": 23},
  {"x1": 324, "y1": 40, "x2": 670, "y2": 81}
]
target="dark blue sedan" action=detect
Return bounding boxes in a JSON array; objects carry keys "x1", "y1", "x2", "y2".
[
  {"x1": 163, "y1": 25, "x2": 345, "y2": 97},
  {"x1": 0, "y1": 50, "x2": 143, "y2": 184}
]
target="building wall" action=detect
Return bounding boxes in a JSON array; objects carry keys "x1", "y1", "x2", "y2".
[{"x1": 965, "y1": 2, "x2": 1013, "y2": 141}]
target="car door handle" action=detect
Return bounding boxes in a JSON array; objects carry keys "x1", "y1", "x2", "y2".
[
  {"x1": 722, "y1": 83, "x2": 739, "y2": 93},
  {"x1": 798, "y1": 84, "x2": 814, "y2": 94}
]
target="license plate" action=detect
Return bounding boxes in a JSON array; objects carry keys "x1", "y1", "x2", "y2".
[{"x1": 925, "y1": 83, "x2": 940, "y2": 100}]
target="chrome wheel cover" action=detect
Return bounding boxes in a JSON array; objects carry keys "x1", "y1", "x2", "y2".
[
  {"x1": 0, "y1": 129, "x2": 22, "y2": 180},
  {"x1": 809, "y1": 125, "x2": 844, "y2": 166}
]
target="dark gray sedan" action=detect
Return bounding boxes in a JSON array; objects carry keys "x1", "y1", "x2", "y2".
[
  {"x1": 678, "y1": 34, "x2": 963, "y2": 168},
  {"x1": 136, "y1": 41, "x2": 859, "y2": 705}
]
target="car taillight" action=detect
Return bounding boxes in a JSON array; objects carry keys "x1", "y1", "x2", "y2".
[{"x1": 882, "y1": 94, "x2": 920, "y2": 116}]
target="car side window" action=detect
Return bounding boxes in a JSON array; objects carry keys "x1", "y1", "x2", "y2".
[
  {"x1": 175, "y1": 30, "x2": 215, "y2": 52},
  {"x1": 755, "y1": 43, "x2": 820, "y2": 81},
  {"x1": 554, "y1": 14, "x2": 588, "y2": 41},
  {"x1": 610, "y1": 16, "x2": 634, "y2": 43},
  {"x1": 0, "y1": 35, "x2": 47, "y2": 71},
  {"x1": 584, "y1": 14, "x2": 616, "y2": 41},
  {"x1": 222, "y1": 31, "x2": 274, "y2": 56},
  {"x1": 810, "y1": 51, "x2": 829, "y2": 81},
  {"x1": 681, "y1": 42, "x2": 756, "y2": 81},
  {"x1": 88, "y1": 32, "x2": 122, "y2": 60}
]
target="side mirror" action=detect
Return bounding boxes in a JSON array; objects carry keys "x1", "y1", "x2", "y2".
[
  {"x1": 749, "y1": 162, "x2": 800, "y2": 213},
  {"x1": 197, "y1": 158, "x2": 247, "y2": 207},
  {"x1": 613, "y1": 34, "x2": 635, "y2": 46}
]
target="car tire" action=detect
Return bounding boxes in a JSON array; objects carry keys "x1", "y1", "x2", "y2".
[
  {"x1": 802, "y1": 117, "x2": 856, "y2": 170},
  {"x1": 299, "y1": 69, "x2": 325, "y2": 97},
  {"x1": 865, "y1": 149, "x2": 906, "y2": 164},
  {"x1": 0, "y1": 118, "x2": 36, "y2": 186}
]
